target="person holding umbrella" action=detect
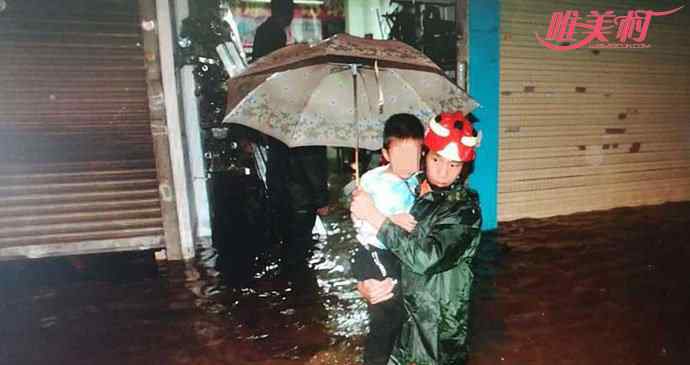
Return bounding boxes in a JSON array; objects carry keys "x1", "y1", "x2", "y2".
[
  {"x1": 251, "y1": 0, "x2": 330, "y2": 273},
  {"x1": 351, "y1": 112, "x2": 483, "y2": 365}
]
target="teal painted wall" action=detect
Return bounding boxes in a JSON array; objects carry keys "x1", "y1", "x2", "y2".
[{"x1": 468, "y1": 0, "x2": 500, "y2": 230}]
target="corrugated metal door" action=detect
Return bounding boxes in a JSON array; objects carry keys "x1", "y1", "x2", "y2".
[
  {"x1": 499, "y1": 0, "x2": 690, "y2": 220},
  {"x1": 0, "y1": 0, "x2": 164, "y2": 258}
]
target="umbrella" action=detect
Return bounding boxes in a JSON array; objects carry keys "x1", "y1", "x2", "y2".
[
  {"x1": 222, "y1": 34, "x2": 478, "y2": 178},
  {"x1": 222, "y1": 34, "x2": 477, "y2": 277}
]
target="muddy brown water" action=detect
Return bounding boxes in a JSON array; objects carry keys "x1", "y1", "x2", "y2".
[{"x1": 1, "y1": 202, "x2": 688, "y2": 365}]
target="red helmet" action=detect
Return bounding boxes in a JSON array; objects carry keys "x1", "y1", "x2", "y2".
[{"x1": 424, "y1": 112, "x2": 480, "y2": 162}]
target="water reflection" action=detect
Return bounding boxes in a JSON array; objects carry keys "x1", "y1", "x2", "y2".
[
  {"x1": 1, "y1": 202, "x2": 688, "y2": 364},
  {"x1": 187, "y1": 206, "x2": 368, "y2": 362}
]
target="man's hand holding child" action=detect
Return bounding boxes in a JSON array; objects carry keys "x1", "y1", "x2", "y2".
[
  {"x1": 389, "y1": 213, "x2": 417, "y2": 232},
  {"x1": 357, "y1": 278, "x2": 396, "y2": 304}
]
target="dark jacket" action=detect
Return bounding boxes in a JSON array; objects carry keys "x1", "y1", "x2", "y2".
[
  {"x1": 252, "y1": 17, "x2": 286, "y2": 60},
  {"x1": 378, "y1": 175, "x2": 482, "y2": 365}
]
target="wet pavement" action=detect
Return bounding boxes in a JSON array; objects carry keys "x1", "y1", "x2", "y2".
[
  {"x1": 1, "y1": 201, "x2": 689, "y2": 365},
  {"x1": 471, "y1": 201, "x2": 690, "y2": 365}
]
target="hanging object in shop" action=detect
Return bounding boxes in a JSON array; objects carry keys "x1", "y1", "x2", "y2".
[
  {"x1": 381, "y1": 0, "x2": 457, "y2": 71},
  {"x1": 217, "y1": 5, "x2": 247, "y2": 77},
  {"x1": 216, "y1": 42, "x2": 247, "y2": 77}
]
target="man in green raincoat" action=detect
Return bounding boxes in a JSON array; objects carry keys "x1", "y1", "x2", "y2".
[{"x1": 352, "y1": 112, "x2": 482, "y2": 365}]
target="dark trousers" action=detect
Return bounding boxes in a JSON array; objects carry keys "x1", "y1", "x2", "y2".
[
  {"x1": 281, "y1": 207, "x2": 317, "y2": 268},
  {"x1": 281, "y1": 147, "x2": 328, "y2": 268},
  {"x1": 365, "y1": 296, "x2": 405, "y2": 365},
  {"x1": 352, "y1": 246, "x2": 404, "y2": 365},
  {"x1": 265, "y1": 138, "x2": 290, "y2": 243}
]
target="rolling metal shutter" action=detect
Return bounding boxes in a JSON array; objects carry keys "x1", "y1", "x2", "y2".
[
  {"x1": 499, "y1": 0, "x2": 690, "y2": 220},
  {"x1": 0, "y1": 0, "x2": 164, "y2": 258}
]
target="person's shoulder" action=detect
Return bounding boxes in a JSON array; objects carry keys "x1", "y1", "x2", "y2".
[
  {"x1": 360, "y1": 165, "x2": 389, "y2": 191},
  {"x1": 255, "y1": 20, "x2": 266, "y2": 33},
  {"x1": 361, "y1": 165, "x2": 387, "y2": 180},
  {"x1": 257, "y1": 18, "x2": 283, "y2": 34},
  {"x1": 441, "y1": 186, "x2": 479, "y2": 211},
  {"x1": 464, "y1": 187, "x2": 480, "y2": 202},
  {"x1": 447, "y1": 187, "x2": 481, "y2": 221}
]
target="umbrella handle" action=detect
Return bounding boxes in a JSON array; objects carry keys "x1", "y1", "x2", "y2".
[
  {"x1": 355, "y1": 148, "x2": 360, "y2": 186},
  {"x1": 352, "y1": 64, "x2": 360, "y2": 187}
]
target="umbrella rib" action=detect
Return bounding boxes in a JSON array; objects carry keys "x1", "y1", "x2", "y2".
[
  {"x1": 356, "y1": 70, "x2": 378, "y2": 121},
  {"x1": 222, "y1": 73, "x2": 275, "y2": 125},
  {"x1": 353, "y1": 67, "x2": 384, "y2": 150},
  {"x1": 388, "y1": 69, "x2": 435, "y2": 119},
  {"x1": 222, "y1": 84, "x2": 261, "y2": 124}
]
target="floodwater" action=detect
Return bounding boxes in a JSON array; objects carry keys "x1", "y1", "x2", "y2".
[{"x1": 1, "y1": 201, "x2": 689, "y2": 365}]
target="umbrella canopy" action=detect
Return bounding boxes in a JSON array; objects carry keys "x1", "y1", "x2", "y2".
[{"x1": 223, "y1": 33, "x2": 478, "y2": 150}]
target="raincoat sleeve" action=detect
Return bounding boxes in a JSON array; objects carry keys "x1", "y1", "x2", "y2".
[{"x1": 377, "y1": 205, "x2": 481, "y2": 275}]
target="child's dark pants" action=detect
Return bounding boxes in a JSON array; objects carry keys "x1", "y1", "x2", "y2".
[{"x1": 352, "y1": 246, "x2": 405, "y2": 365}]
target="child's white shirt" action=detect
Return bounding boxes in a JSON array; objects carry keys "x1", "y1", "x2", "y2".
[{"x1": 354, "y1": 165, "x2": 419, "y2": 250}]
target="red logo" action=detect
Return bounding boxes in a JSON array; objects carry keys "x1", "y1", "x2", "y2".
[{"x1": 535, "y1": 6, "x2": 684, "y2": 51}]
